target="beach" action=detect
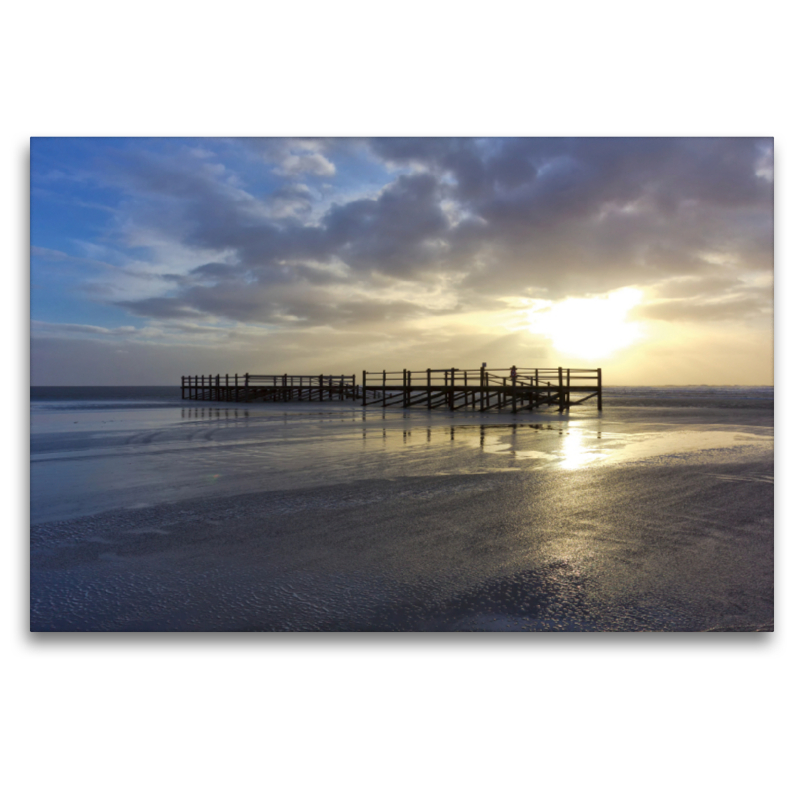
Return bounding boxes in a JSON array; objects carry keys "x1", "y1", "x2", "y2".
[{"x1": 30, "y1": 387, "x2": 774, "y2": 631}]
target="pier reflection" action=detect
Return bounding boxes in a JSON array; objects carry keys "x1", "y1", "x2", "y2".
[
  {"x1": 180, "y1": 407, "x2": 250, "y2": 421},
  {"x1": 358, "y1": 421, "x2": 605, "y2": 469}
]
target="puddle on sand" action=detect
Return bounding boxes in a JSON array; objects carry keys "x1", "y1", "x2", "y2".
[{"x1": 454, "y1": 422, "x2": 772, "y2": 470}]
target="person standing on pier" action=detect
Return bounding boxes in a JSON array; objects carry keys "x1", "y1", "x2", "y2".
[{"x1": 510, "y1": 365, "x2": 517, "y2": 381}]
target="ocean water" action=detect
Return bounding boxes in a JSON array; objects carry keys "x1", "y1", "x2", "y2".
[{"x1": 30, "y1": 385, "x2": 773, "y2": 631}]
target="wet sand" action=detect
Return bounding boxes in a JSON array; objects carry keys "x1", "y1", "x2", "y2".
[{"x1": 30, "y1": 399, "x2": 773, "y2": 631}]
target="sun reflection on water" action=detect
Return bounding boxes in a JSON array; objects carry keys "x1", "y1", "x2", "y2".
[{"x1": 559, "y1": 430, "x2": 608, "y2": 470}]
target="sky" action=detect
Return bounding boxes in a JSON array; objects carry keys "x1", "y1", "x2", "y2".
[{"x1": 30, "y1": 136, "x2": 774, "y2": 385}]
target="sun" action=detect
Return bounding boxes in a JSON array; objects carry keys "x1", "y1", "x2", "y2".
[{"x1": 529, "y1": 288, "x2": 643, "y2": 359}]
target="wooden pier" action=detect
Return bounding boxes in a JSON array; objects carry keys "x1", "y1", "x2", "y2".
[
  {"x1": 181, "y1": 373, "x2": 362, "y2": 403},
  {"x1": 360, "y1": 367, "x2": 602, "y2": 413},
  {"x1": 181, "y1": 366, "x2": 602, "y2": 413}
]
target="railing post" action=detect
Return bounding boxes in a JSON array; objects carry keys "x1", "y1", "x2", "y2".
[
  {"x1": 450, "y1": 367, "x2": 455, "y2": 411},
  {"x1": 512, "y1": 368, "x2": 517, "y2": 413},
  {"x1": 382, "y1": 369, "x2": 386, "y2": 407},
  {"x1": 567, "y1": 368, "x2": 571, "y2": 409},
  {"x1": 480, "y1": 365, "x2": 485, "y2": 412},
  {"x1": 362, "y1": 371, "x2": 367, "y2": 406},
  {"x1": 427, "y1": 368, "x2": 431, "y2": 410},
  {"x1": 558, "y1": 367, "x2": 564, "y2": 413},
  {"x1": 597, "y1": 367, "x2": 603, "y2": 411}
]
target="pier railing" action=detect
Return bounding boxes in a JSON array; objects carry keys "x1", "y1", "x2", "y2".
[
  {"x1": 181, "y1": 367, "x2": 603, "y2": 412},
  {"x1": 181, "y1": 373, "x2": 360, "y2": 402},
  {"x1": 360, "y1": 367, "x2": 602, "y2": 412}
]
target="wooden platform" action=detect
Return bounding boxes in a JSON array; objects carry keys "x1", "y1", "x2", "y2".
[
  {"x1": 181, "y1": 374, "x2": 365, "y2": 403},
  {"x1": 360, "y1": 367, "x2": 602, "y2": 413},
  {"x1": 181, "y1": 367, "x2": 602, "y2": 413}
]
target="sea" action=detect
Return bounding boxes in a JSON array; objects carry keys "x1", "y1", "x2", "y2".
[{"x1": 30, "y1": 385, "x2": 774, "y2": 631}]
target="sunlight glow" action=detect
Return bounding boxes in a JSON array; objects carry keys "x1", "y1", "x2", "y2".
[
  {"x1": 529, "y1": 288, "x2": 644, "y2": 359},
  {"x1": 559, "y1": 430, "x2": 606, "y2": 470}
]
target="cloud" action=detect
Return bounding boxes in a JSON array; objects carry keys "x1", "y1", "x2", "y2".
[
  {"x1": 632, "y1": 290, "x2": 773, "y2": 323},
  {"x1": 276, "y1": 152, "x2": 336, "y2": 177},
  {"x1": 31, "y1": 320, "x2": 139, "y2": 337},
  {"x1": 44, "y1": 137, "x2": 771, "y2": 346},
  {"x1": 266, "y1": 183, "x2": 315, "y2": 218},
  {"x1": 116, "y1": 297, "x2": 211, "y2": 320},
  {"x1": 322, "y1": 172, "x2": 450, "y2": 276}
]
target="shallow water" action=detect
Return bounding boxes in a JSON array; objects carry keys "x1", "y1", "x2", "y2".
[{"x1": 30, "y1": 388, "x2": 774, "y2": 631}]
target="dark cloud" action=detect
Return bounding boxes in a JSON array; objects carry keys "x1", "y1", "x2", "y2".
[
  {"x1": 266, "y1": 182, "x2": 315, "y2": 218},
  {"x1": 93, "y1": 137, "x2": 771, "y2": 333},
  {"x1": 322, "y1": 172, "x2": 450, "y2": 276}
]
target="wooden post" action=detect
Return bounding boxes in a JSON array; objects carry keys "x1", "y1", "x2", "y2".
[
  {"x1": 597, "y1": 368, "x2": 603, "y2": 411},
  {"x1": 558, "y1": 367, "x2": 564, "y2": 413},
  {"x1": 450, "y1": 368, "x2": 455, "y2": 411},
  {"x1": 362, "y1": 371, "x2": 367, "y2": 406},
  {"x1": 427, "y1": 368, "x2": 431, "y2": 409},
  {"x1": 567, "y1": 368, "x2": 571, "y2": 409},
  {"x1": 512, "y1": 369, "x2": 517, "y2": 413},
  {"x1": 382, "y1": 370, "x2": 386, "y2": 407},
  {"x1": 480, "y1": 365, "x2": 485, "y2": 412}
]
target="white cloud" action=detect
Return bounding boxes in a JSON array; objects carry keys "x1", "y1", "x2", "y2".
[{"x1": 276, "y1": 152, "x2": 336, "y2": 177}]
